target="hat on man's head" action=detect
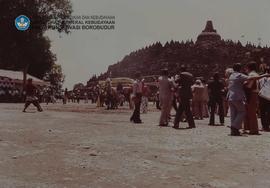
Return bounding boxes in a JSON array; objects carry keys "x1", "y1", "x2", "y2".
[
  {"x1": 195, "y1": 79, "x2": 202, "y2": 85},
  {"x1": 161, "y1": 68, "x2": 169, "y2": 76},
  {"x1": 180, "y1": 65, "x2": 187, "y2": 72}
]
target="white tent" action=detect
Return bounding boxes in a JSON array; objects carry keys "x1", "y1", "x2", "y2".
[{"x1": 0, "y1": 69, "x2": 50, "y2": 88}]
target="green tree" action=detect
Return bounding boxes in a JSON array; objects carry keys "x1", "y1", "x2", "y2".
[
  {"x1": 43, "y1": 64, "x2": 65, "y2": 95},
  {"x1": 0, "y1": 0, "x2": 72, "y2": 86}
]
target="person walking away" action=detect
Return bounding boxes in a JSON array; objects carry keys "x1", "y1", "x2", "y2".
[
  {"x1": 173, "y1": 66, "x2": 196, "y2": 129},
  {"x1": 84, "y1": 92, "x2": 88, "y2": 103},
  {"x1": 105, "y1": 78, "x2": 113, "y2": 109},
  {"x1": 63, "y1": 88, "x2": 68, "y2": 104},
  {"x1": 116, "y1": 83, "x2": 123, "y2": 96},
  {"x1": 172, "y1": 75, "x2": 180, "y2": 113},
  {"x1": 224, "y1": 68, "x2": 234, "y2": 116},
  {"x1": 141, "y1": 81, "x2": 150, "y2": 113},
  {"x1": 258, "y1": 66, "x2": 270, "y2": 131},
  {"x1": 201, "y1": 80, "x2": 209, "y2": 118},
  {"x1": 130, "y1": 72, "x2": 143, "y2": 123},
  {"x1": 243, "y1": 62, "x2": 260, "y2": 135},
  {"x1": 22, "y1": 78, "x2": 43, "y2": 112},
  {"x1": 208, "y1": 73, "x2": 225, "y2": 126},
  {"x1": 191, "y1": 79, "x2": 205, "y2": 120},
  {"x1": 158, "y1": 69, "x2": 173, "y2": 126}
]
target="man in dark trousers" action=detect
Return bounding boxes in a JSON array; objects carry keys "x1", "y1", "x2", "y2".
[
  {"x1": 23, "y1": 78, "x2": 43, "y2": 112},
  {"x1": 208, "y1": 72, "x2": 225, "y2": 126},
  {"x1": 258, "y1": 67, "x2": 270, "y2": 131},
  {"x1": 173, "y1": 66, "x2": 196, "y2": 129},
  {"x1": 130, "y1": 72, "x2": 143, "y2": 124}
]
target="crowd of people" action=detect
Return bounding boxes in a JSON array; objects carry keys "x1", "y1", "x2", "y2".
[
  {"x1": 0, "y1": 85, "x2": 58, "y2": 104},
  {"x1": 18, "y1": 61, "x2": 270, "y2": 137},
  {"x1": 129, "y1": 62, "x2": 270, "y2": 136},
  {"x1": 0, "y1": 88, "x2": 21, "y2": 103}
]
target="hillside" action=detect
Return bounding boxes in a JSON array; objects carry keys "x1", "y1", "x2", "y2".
[{"x1": 94, "y1": 21, "x2": 270, "y2": 82}]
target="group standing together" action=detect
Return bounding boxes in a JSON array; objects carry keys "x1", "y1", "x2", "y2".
[
  {"x1": 130, "y1": 62, "x2": 270, "y2": 136},
  {"x1": 21, "y1": 62, "x2": 270, "y2": 137}
]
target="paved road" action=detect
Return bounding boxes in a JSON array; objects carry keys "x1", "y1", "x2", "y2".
[{"x1": 0, "y1": 103, "x2": 270, "y2": 188}]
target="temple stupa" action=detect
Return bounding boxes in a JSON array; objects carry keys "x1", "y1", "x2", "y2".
[{"x1": 196, "y1": 20, "x2": 221, "y2": 44}]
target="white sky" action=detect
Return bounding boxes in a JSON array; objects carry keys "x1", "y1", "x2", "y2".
[{"x1": 46, "y1": 0, "x2": 270, "y2": 89}]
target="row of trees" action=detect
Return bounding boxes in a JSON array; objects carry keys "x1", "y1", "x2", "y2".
[{"x1": 100, "y1": 39, "x2": 270, "y2": 80}]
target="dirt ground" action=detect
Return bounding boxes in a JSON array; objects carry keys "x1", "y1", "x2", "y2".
[{"x1": 0, "y1": 102, "x2": 270, "y2": 188}]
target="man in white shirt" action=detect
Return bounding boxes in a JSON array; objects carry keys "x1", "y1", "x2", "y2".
[
  {"x1": 227, "y1": 63, "x2": 270, "y2": 136},
  {"x1": 158, "y1": 69, "x2": 173, "y2": 126}
]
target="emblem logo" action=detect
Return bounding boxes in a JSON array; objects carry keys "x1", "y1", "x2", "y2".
[{"x1": 15, "y1": 15, "x2": 30, "y2": 31}]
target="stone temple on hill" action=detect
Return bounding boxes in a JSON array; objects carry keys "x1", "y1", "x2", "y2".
[
  {"x1": 196, "y1": 20, "x2": 221, "y2": 44},
  {"x1": 94, "y1": 20, "x2": 269, "y2": 81}
]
